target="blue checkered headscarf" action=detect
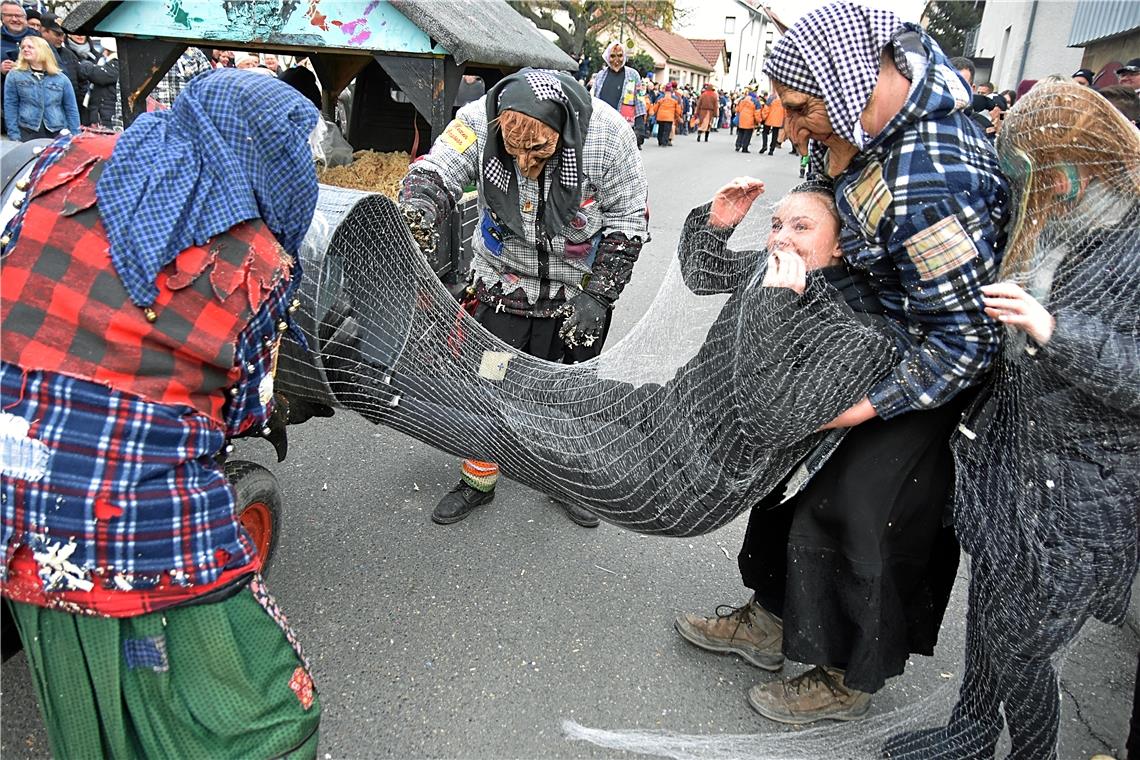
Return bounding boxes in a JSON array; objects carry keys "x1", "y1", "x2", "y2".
[
  {"x1": 97, "y1": 68, "x2": 320, "y2": 306},
  {"x1": 764, "y1": 1, "x2": 903, "y2": 149}
]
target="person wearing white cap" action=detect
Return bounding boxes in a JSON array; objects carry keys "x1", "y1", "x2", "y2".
[{"x1": 79, "y1": 37, "x2": 120, "y2": 129}]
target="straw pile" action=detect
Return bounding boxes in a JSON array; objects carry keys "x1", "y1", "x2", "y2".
[{"x1": 318, "y1": 150, "x2": 412, "y2": 199}]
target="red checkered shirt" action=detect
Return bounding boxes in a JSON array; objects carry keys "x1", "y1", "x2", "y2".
[{"x1": 2, "y1": 133, "x2": 296, "y2": 617}]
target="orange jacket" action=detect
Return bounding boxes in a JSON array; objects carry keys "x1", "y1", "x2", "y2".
[
  {"x1": 653, "y1": 92, "x2": 682, "y2": 123},
  {"x1": 763, "y1": 96, "x2": 785, "y2": 127},
  {"x1": 735, "y1": 94, "x2": 759, "y2": 130}
]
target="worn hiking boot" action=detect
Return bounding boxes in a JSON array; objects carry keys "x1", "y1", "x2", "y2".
[
  {"x1": 748, "y1": 665, "x2": 871, "y2": 724},
  {"x1": 432, "y1": 481, "x2": 494, "y2": 525},
  {"x1": 674, "y1": 596, "x2": 784, "y2": 670}
]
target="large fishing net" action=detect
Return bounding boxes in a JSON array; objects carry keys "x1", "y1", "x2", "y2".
[
  {"x1": 274, "y1": 80, "x2": 1138, "y2": 758},
  {"x1": 275, "y1": 189, "x2": 897, "y2": 537}
]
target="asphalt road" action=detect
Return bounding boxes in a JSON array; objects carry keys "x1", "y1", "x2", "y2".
[{"x1": 2, "y1": 125, "x2": 1135, "y2": 760}]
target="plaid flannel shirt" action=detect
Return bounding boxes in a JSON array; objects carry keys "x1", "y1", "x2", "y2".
[
  {"x1": 834, "y1": 34, "x2": 1008, "y2": 419},
  {"x1": 1, "y1": 138, "x2": 298, "y2": 617},
  {"x1": 0, "y1": 282, "x2": 290, "y2": 616},
  {"x1": 413, "y1": 98, "x2": 648, "y2": 307},
  {"x1": 149, "y1": 47, "x2": 212, "y2": 109}
]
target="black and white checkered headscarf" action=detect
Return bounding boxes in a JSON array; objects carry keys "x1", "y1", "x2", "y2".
[
  {"x1": 483, "y1": 68, "x2": 593, "y2": 240},
  {"x1": 764, "y1": 1, "x2": 903, "y2": 148}
]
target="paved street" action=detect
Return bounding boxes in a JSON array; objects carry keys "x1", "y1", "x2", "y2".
[{"x1": 2, "y1": 126, "x2": 1135, "y2": 760}]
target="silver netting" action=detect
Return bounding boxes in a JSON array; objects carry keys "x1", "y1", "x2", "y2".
[
  {"x1": 276, "y1": 185, "x2": 897, "y2": 537},
  {"x1": 275, "y1": 80, "x2": 1137, "y2": 758}
]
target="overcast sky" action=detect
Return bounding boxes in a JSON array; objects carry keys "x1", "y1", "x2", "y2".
[{"x1": 767, "y1": 0, "x2": 927, "y2": 25}]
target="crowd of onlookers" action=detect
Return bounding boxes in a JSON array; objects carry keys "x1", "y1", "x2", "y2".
[
  {"x1": 1, "y1": 0, "x2": 299, "y2": 143},
  {"x1": 950, "y1": 54, "x2": 1140, "y2": 136},
  {"x1": 1, "y1": 1, "x2": 118, "y2": 140},
  {"x1": 583, "y1": 66, "x2": 804, "y2": 169},
  {"x1": 579, "y1": 48, "x2": 1140, "y2": 162}
]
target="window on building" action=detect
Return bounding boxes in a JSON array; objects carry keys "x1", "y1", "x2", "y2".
[{"x1": 725, "y1": 16, "x2": 735, "y2": 34}]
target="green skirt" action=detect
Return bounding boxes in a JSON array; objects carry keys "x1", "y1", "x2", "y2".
[{"x1": 7, "y1": 576, "x2": 320, "y2": 760}]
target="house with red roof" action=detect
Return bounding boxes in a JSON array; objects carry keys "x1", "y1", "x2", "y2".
[
  {"x1": 625, "y1": 24, "x2": 715, "y2": 88},
  {"x1": 674, "y1": 0, "x2": 783, "y2": 90},
  {"x1": 689, "y1": 38, "x2": 730, "y2": 83}
]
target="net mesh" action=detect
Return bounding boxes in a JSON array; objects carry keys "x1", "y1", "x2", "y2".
[
  {"x1": 273, "y1": 80, "x2": 1137, "y2": 758},
  {"x1": 276, "y1": 188, "x2": 897, "y2": 537},
  {"x1": 878, "y1": 80, "x2": 1140, "y2": 760}
]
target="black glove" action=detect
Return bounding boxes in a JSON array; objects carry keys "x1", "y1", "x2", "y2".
[
  {"x1": 583, "y1": 232, "x2": 642, "y2": 303},
  {"x1": 556, "y1": 232, "x2": 643, "y2": 348},
  {"x1": 398, "y1": 169, "x2": 452, "y2": 257},
  {"x1": 556, "y1": 291, "x2": 610, "y2": 348}
]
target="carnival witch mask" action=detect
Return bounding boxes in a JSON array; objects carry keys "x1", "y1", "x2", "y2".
[{"x1": 499, "y1": 110, "x2": 559, "y2": 180}]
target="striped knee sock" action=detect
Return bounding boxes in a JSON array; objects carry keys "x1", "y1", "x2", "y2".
[{"x1": 461, "y1": 460, "x2": 499, "y2": 492}]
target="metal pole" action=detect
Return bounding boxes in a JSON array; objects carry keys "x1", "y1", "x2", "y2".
[{"x1": 1013, "y1": 0, "x2": 1039, "y2": 88}]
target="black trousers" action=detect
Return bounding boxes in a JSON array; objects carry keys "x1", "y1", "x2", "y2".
[
  {"x1": 656, "y1": 120, "x2": 673, "y2": 146},
  {"x1": 760, "y1": 125, "x2": 775, "y2": 152},
  {"x1": 939, "y1": 552, "x2": 1097, "y2": 760},
  {"x1": 738, "y1": 402, "x2": 963, "y2": 693},
  {"x1": 735, "y1": 128, "x2": 753, "y2": 151},
  {"x1": 472, "y1": 302, "x2": 610, "y2": 364}
]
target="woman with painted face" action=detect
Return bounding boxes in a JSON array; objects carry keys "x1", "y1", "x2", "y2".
[
  {"x1": 3, "y1": 35, "x2": 80, "y2": 141},
  {"x1": 398, "y1": 68, "x2": 648, "y2": 528},
  {"x1": 676, "y1": 1, "x2": 1008, "y2": 725},
  {"x1": 885, "y1": 82, "x2": 1140, "y2": 760}
]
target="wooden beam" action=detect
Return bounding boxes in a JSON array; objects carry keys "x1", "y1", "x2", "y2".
[
  {"x1": 376, "y1": 55, "x2": 462, "y2": 142},
  {"x1": 117, "y1": 38, "x2": 185, "y2": 127},
  {"x1": 308, "y1": 53, "x2": 372, "y2": 121}
]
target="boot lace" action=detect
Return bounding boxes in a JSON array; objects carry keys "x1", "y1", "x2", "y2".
[{"x1": 786, "y1": 666, "x2": 844, "y2": 697}]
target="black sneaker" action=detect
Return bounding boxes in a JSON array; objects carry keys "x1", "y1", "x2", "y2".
[{"x1": 432, "y1": 481, "x2": 494, "y2": 525}]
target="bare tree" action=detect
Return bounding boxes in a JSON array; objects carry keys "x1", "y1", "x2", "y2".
[{"x1": 511, "y1": 0, "x2": 680, "y2": 57}]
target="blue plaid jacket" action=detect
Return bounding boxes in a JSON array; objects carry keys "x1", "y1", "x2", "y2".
[
  {"x1": 1, "y1": 284, "x2": 291, "y2": 606},
  {"x1": 834, "y1": 27, "x2": 1009, "y2": 419}
]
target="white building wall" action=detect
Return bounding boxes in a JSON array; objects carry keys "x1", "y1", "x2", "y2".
[
  {"x1": 972, "y1": 0, "x2": 1084, "y2": 90},
  {"x1": 675, "y1": 0, "x2": 777, "y2": 90}
]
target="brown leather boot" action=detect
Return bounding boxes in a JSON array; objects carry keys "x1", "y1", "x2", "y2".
[
  {"x1": 747, "y1": 665, "x2": 871, "y2": 724},
  {"x1": 674, "y1": 596, "x2": 784, "y2": 670}
]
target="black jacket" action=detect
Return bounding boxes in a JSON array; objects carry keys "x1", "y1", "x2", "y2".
[
  {"x1": 954, "y1": 197, "x2": 1140, "y2": 624},
  {"x1": 79, "y1": 58, "x2": 119, "y2": 127},
  {"x1": 51, "y1": 43, "x2": 81, "y2": 104}
]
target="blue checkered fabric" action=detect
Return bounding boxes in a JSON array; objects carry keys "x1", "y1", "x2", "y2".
[
  {"x1": 95, "y1": 68, "x2": 319, "y2": 307},
  {"x1": 123, "y1": 636, "x2": 169, "y2": 672},
  {"x1": 833, "y1": 28, "x2": 1009, "y2": 419},
  {"x1": 0, "y1": 280, "x2": 291, "y2": 594},
  {"x1": 764, "y1": 1, "x2": 903, "y2": 148}
]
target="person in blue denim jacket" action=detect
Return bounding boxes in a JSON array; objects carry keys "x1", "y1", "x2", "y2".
[{"x1": 3, "y1": 35, "x2": 80, "y2": 141}]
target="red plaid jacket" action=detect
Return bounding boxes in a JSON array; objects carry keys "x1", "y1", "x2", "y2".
[{"x1": 2, "y1": 134, "x2": 292, "y2": 424}]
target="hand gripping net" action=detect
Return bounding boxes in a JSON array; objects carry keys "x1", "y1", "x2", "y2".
[{"x1": 275, "y1": 189, "x2": 896, "y2": 537}]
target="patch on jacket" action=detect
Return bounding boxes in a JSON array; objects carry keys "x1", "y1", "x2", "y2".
[
  {"x1": 441, "y1": 120, "x2": 477, "y2": 153},
  {"x1": 903, "y1": 214, "x2": 977, "y2": 281},
  {"x1": 843, "y1": 160, "x2": 892, "y2": 240}
]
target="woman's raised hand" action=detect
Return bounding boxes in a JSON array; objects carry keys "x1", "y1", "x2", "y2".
[
  {"x1": 981, "y1": 281, "x2": 1055, "y2": 345},
  {"x1": 709, "y1": 177, "x2": 765, "y2": 228}
]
